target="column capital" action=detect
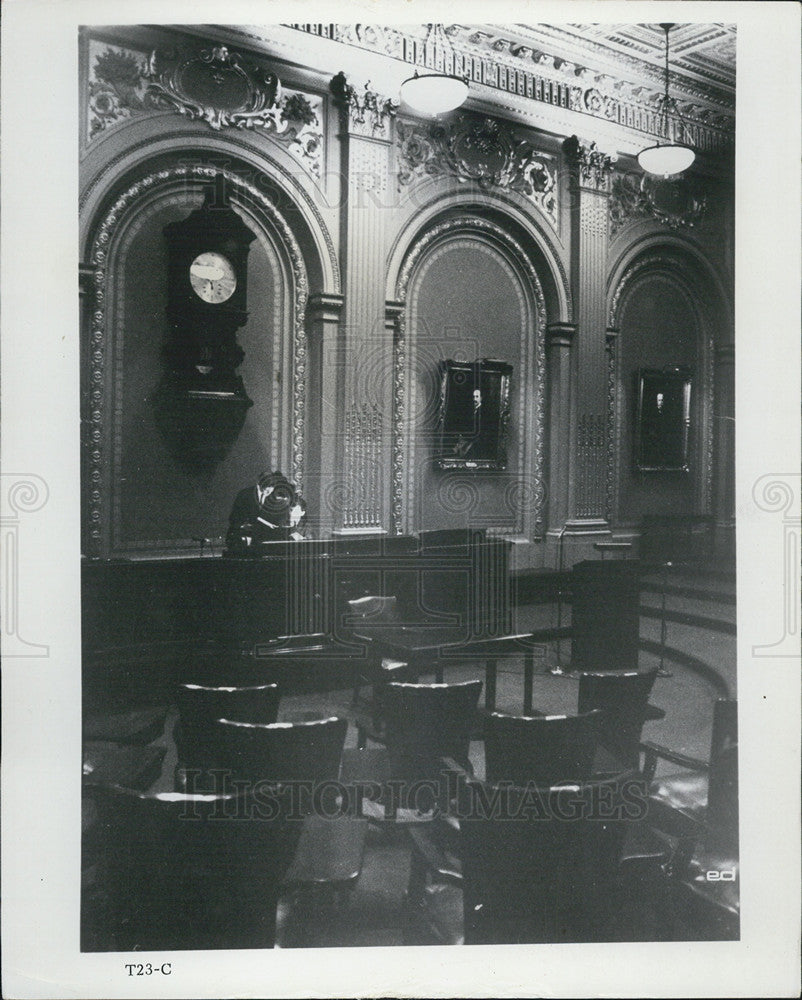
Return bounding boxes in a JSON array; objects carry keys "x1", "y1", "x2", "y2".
[
  {"x1": 546, "y1": 321, "x2": 577, "y2": 347},
  {"x1": 330, "y1": 72, "x2": 397, "y2": 141},
  {"x1": 563, "y1": 135, "x2": 617, "y2": 192}
]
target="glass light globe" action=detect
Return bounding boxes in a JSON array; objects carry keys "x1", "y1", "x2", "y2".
[
  {"x1": 399, "y1": 73, "x2": 468, "y2": 116},
  {"x1": 637, "y1": 143, "x2": 695, "y2": 178}
]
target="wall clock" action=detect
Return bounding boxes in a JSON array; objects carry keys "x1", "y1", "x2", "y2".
[
  {"x1": 153, "y1": 173, "x2": 257, "y2": 471},
  {"x1": 189, "y1": 251, "x2": 237, "y2": 304}
]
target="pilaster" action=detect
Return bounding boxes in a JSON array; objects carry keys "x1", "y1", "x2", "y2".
[
  {"x1": 545, "y1": 322, "x2": 576, "y2": 534},
  {"x1": 713, "y1": 342, "x2": 735, "y2": 549},
  {"x1": 332, "y1": 77, "x2": 396, "y2": 534},
  {"x1": 306, "y1": 292, "x2": 344, "y2": 536},
  {"x1": 563, "y1": 135, "x2": 616, "y2": 536}
]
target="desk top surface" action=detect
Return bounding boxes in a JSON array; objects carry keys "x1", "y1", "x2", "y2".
[{"x1": 353, "y1": 626, "x2": 562, "y2": 656}]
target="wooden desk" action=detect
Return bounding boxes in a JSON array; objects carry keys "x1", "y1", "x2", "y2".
[{"x1": 354, "y1": 625, "x2": 572, "y2": 714}]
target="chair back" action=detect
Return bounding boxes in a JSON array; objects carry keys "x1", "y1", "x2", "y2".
[
  {"x1": 216, "y1": 716, "x2": 348, "y2": 789},
  {"x1": 707, "y1": 699, "x2": 738, "y2": 850},
  {"x1": 578, "y1": 667, "x2": 658, "y2": 769},
  {"x1": 484, "y1": 710, "x2": 603, "y2": 786},
  {"x1": 457, "y1": 772, "x2": 641, "y2": 944},
  {"x1": 175, "y1": 682, "x2": 280, "y2": 769},
  {"x1": 382, "y1": 680, "x2": 482, "y2": 786},
  {"x1": 710, "y1": 697, "x2": 738, "y2": 760},
  {"x1": 84, "y1": 782, "x2": 299, "y2": 951}
]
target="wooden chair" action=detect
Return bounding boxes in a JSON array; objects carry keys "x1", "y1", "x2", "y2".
[
  {"x1": 577, "y1": 666, "x2": 663, "y2": 771},
  {"x1": 83, "y1": 782, "x2": 300, "y2": 952},
  {"x1": 216, "y1": 715, "x2": 347, "y2": 788},
  {"x1": 642, "y1": 699, "x2": 739, "y2": 939},
  {"x1": 344, "y1": 680, "x2": 483, "y2": 820},
  {"x1": 174, "y1": 681, "x2": 280, "y2": 785},
  {"x1": 406, "y1": 768, "x2": 664, "y2": 945},
  {"x1": 344, "y1": 595, "x2": 412, "y2": 709},
  {"x1": 215, "y1": 715, "x2": 367, "y2": 923},
  {"x1": 386, "y1": 680, "x2": 482, "y2": 794},
  {"x1": 483, "y1": 709, "x2": 603, "y2": 786}
]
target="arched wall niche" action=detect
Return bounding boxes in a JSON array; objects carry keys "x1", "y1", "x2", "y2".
[
  {"x1": 83, "y1": 159, "x2": 327, "y2": 558},
  {"x1": 387, "y1": 188, "x2": 571, "y2": 325},
  {"x1": 389, "y1": 209, "x2": 549, "y2": 538},
  {"x1": 607, "y1": 240, "x2": 731, "y2": 526},
  {"x1": 80, "y1": 123, "x2": 341, "y2": 297}
]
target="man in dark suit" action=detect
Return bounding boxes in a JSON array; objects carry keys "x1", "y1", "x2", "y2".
[{"x1": 225, "y1": 470, "x2": 306, "y2": 553}]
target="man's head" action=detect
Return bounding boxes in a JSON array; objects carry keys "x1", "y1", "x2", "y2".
[{"x1": 256, "y1": 470, "x2": 296, "y2": 513}]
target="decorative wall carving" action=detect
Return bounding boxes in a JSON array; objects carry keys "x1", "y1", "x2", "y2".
[
  {"x1": 386, "y1": 302, "x2": 406, "y2": 535},
  {"x1": 86, "y1": 38, "x2": 324, "y2": 178},
  {"x1": 87, "y1": 41, "x2": 149, "y2": 136},
  {"x1": 610, "y1": 171, "x2": 707, "y2": 235},
  {"x1": 85, "y1": 164, "x2": 309, "y2": 557},
  {"x1": 605, "y1": 330, "x2": 618, "y2": 522},
  {"x1": 397, "y1": 116, "x2": 558, "y2": 228},
  {"x1": 343, "y1": 402, "x2": 384, "y2": 528},
  {"x1": 563, "y1": 135, "x2": 617, "y2": 191},
  {"x1": 575, "y1": 414, "x2": 607, "y2": 518},
  {"x1": 329, "y1": 71, "x2": 398, "y2": 137}
]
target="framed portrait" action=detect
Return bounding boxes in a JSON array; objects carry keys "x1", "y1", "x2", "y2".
[
  {"x1": 634, "y1": 366, "x2": 693, "y2": 472},
  {"x1": 435, "y1": 359, "x2": 513, "y2": 470}
]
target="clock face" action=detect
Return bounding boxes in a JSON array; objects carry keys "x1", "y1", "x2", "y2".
[{"x1": 189, "y1": 252, "x2": 237, "y2": 304}]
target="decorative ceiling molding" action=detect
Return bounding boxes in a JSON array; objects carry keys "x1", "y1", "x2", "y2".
[
  {"x1": 283, "y1": 22, "x2": 734, "y2": 153},
  {"x1": 397, "y1": 114, "x2": 558, "y2": 229}
]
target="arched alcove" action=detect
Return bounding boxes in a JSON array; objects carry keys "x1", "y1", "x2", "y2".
[
  {"x1": 394, "y1": 214, "x2": 547, "y2": 538},
  {"x1": 608, "y1": 246, "x2": 729, "y2": 525},
  {"x1": 83, "y1": 162, "x2": 321, "y2": 558}
]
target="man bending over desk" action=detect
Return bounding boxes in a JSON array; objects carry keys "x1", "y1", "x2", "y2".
[{"x1": 225, "y1": 470, "x2": 306, "y2": 553}]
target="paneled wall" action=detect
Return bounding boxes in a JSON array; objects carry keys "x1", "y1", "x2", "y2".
[{"x1": 79, "y1": 24, "x2": 735, "y2": 565}]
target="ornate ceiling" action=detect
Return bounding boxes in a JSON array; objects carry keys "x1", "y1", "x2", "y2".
[
  {"x1": 497, "y1": 24, "x2": 736, "y2": 106},
  {"x1": 206, "y1": 21, "x2": 736, "y2": 163}
]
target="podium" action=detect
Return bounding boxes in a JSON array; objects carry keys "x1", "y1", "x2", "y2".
[{"x1": 570, "y1": 560, "x2": 641, "y2": 673}]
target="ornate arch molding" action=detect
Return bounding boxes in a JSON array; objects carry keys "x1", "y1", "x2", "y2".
[
  {"x1": 80, "y1": 124, "x2": 341, "y2": 296},
  {"x1": 608, "y1": 234, "x2": 732, "y2": 338},
  {"x1": 607, "y1": 248, "x2": 719, "y2": 519},
  {"x1": 84, "y1": 163, "x2": 309, "y2": 557},
  {"x1": 386, "y1": 187, "x2": 572, "y2": 323},
  {"x1": 389, "y1": 214, "x2": 548, "y2": 536}
]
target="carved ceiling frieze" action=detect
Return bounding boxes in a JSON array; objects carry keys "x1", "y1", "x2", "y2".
[
  {"x1": 609, "y1": 171, "x2": 707, "y2": 235},
  {"x1": 85, "y1": 37, "x2": 324, "y2": 178},
  {"x1": 284, "y1": 23, "x2": 734, "y2": 152},
  {"x1": 397, "y1": 115, "x2": 558, "y2": 228}
]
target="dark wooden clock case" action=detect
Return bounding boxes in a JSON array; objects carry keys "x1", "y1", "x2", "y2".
[{"x1": 153, "y1": 174, "x2": 256, "y2": 471}]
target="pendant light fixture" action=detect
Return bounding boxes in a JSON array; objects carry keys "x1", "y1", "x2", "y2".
[
  {"x1": 638, "y1": 23, "x2": 696, "y2": 178},
  {"x1": 399, "y1": 24, "x2": 469, "y2": 116}
]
